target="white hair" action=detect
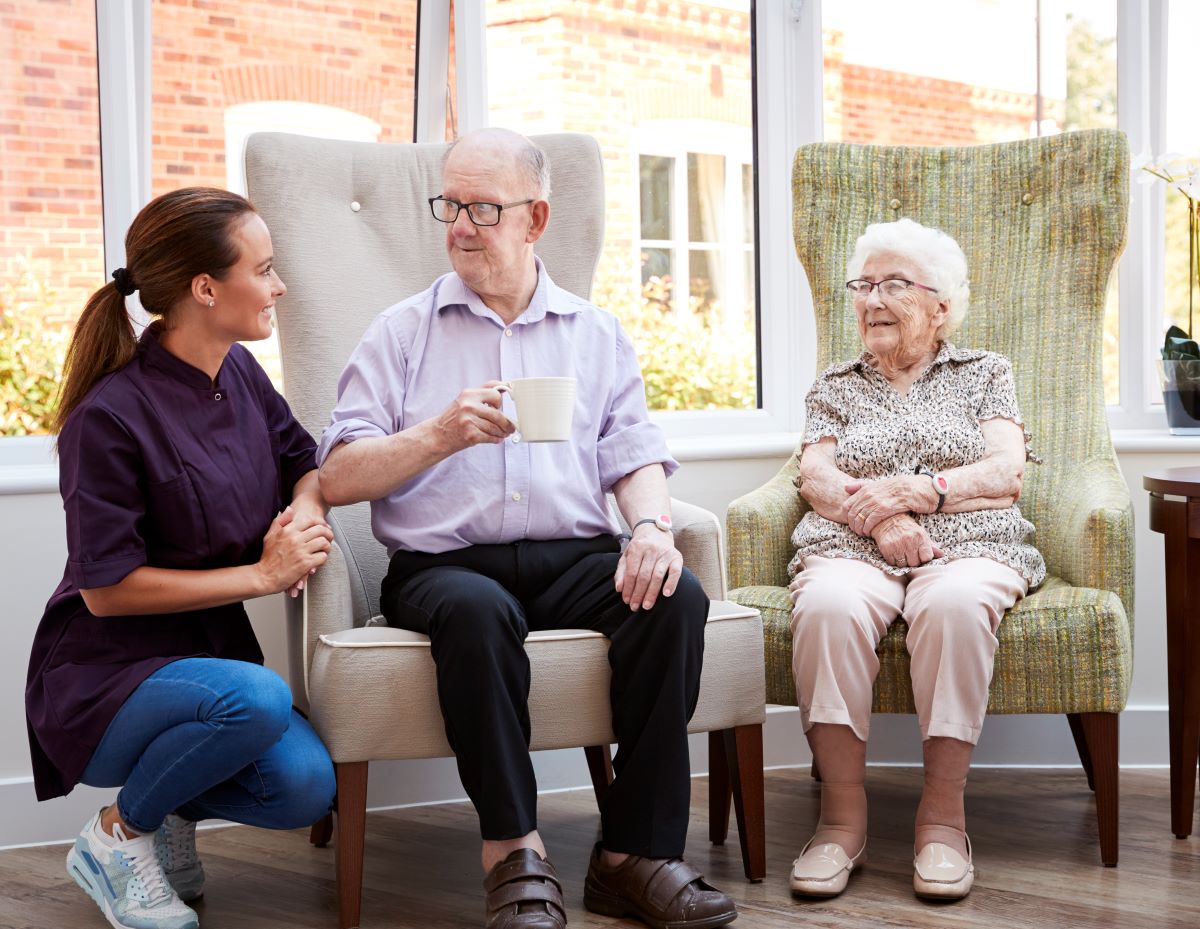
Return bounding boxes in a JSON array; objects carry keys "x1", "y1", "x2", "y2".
[{"x1": 846, "y1": 218, "x2": 970, "y2": 340}]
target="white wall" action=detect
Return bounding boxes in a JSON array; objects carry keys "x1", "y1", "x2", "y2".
[{"x1": 2, "y1": 438, "x2": 1196, "y2": 847}]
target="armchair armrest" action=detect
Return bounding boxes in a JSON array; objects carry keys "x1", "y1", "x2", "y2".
[
  {"x1": 726, "y1": 454, "x2": 807, "y2": 590},
  {"x1": 670, "y1": 498, "x2": 726, "y2": 600},
  {"x1": 284, "y1": 537, "x2": 355, "y2": 712},
  {"x1": 1041, "y1": 455, "x2": 1135, "y2": 630}
]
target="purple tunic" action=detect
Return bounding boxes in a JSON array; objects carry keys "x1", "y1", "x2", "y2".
[{"x1": 25, "y1": 328, "x2": 317, "y2": 800}]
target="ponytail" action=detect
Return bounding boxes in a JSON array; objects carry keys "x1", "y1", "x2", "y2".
[{"x1": 53, "y1": 283, "x2": 137, "y2": 433}]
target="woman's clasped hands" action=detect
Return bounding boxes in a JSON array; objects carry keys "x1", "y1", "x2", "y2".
[
  {"x1": 843, "y1": 477, "x2": 943, "y2": 569},
  {"x1": 257, "y1": 505, "x2": 334, "y2": 597}
]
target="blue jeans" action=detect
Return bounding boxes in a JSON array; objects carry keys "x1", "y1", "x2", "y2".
[{"x1": 81, "y1": 658, "x2": 335, "y2": 835}]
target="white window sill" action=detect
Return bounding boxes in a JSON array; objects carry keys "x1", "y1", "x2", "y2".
[{"x1": 2, "y1": 428, "x2": 1199, "y2": 497}]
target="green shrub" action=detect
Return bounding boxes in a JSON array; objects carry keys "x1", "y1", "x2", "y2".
[
  {"x1": 1, "y1": 266, "x2": 68, "y2": 436},
  {"x1": 593, "y1": 271, "x2": 756, "y2": 412}
]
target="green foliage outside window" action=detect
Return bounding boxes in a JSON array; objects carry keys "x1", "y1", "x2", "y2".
[
  {"x1": 1, "y1": 263, "x2": 67, "y2": 436},
  {"x1": 594, "y1": 270, "x2": 756, "y2": 412}
]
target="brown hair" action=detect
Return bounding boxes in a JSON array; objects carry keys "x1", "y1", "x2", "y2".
[{"x1": 53, "y1": 187, "x2": 257, "y2": 432}]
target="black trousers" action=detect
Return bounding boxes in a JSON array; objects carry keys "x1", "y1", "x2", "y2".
[{"x1": 379, "y1": 535, "x2": 708, "y2": 858}]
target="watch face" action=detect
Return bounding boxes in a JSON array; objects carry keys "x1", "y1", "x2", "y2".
[
  {"x1": 657, "y1": 514, "x2": 672, "y2": 530},
  {"x1": 934, "y1": 475, "x2": 950, "y2": 494}
]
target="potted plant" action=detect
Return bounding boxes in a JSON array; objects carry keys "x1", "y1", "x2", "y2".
[
  {"x1": 1135, "y1": 152, "x2": 1200, "y2": 433},
  {"x1": 1160, "y1": 325, "x2": 1200, "y2": 434}
]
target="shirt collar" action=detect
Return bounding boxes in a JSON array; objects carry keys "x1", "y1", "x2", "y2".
[
  {"x1": 831, "y1": 341, "x2": 988, "y2": 377},
  {"x1": 139, "y1": 325, "x2": 224, "y2": 390},
  {"x1": 434, "y1": 256, "x2": 583, "y2": 325}
]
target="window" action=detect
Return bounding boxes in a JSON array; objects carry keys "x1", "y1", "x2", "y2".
[
  {"x1": 636, "y1": 126, "x2": 756, "y2": 410},
  {"x1": 1163, "y1": 1, "x2": 1200, "y2": 360},
  {"x1": 485, "y1": 0, "x2": 758, "y2": 413},
  {"x1": 1, "y1": 0, "x2": 103, "y2": 436},
  {"x1": 821, "y1": 0, "x2": 1119, "y2": 402}
]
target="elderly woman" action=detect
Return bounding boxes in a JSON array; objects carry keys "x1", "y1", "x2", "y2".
[{"x1": 786, "y1": 218, "x2": 1044, "y2": 902}]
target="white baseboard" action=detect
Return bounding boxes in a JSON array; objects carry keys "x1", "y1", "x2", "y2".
[{"x1": 1, "y1": 706, "x2": 1170, "y2": 850}]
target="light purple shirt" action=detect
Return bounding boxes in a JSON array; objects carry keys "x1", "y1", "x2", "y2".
[{"x1": 317, "y1": 259, "x2": 678, "y2": 556}]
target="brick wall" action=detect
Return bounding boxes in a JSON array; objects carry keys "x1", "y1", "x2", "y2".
[{"x1": 1, "y1": 0, "x2": 103, "y2": 325}]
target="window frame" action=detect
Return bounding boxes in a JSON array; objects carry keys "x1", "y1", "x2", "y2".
[{"x1": 0, "y1": 0, "x2": 1176, "y2": 470}]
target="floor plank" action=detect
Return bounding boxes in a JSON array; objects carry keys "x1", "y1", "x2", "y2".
[{"x1": 1, "y1": 768, "x2": 1196, "y2": 928}]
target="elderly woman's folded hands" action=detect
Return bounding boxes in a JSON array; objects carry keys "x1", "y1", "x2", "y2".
[{"x1": 870, "y1": 513, "x2": 943, "y2": 568}]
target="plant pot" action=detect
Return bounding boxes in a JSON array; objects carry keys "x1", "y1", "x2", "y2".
[{"x1": 1160, "y1": 358, "x2": 1200, "y2": 435}]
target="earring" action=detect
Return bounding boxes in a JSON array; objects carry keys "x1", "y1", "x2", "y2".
[{"x1": 207, "y1": 300, "x2": 215, "y2": 307}]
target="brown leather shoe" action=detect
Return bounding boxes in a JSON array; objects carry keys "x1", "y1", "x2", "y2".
[
  {"x1": 484, "y1": 848, "x2": 567, "y2": 929},
  {"x1": 583, "y1": 843, "x2": 736, "y2": 929}
]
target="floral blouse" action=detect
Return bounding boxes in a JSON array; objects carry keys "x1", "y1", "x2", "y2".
[{"x1": 789, "y1": 342, "x2": 1046, "y2": 587}]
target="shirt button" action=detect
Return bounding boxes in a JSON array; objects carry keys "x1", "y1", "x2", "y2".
[
  {"x1": 512, "y1": 434, "x2": 521, "y2": 443},
  {"x1": 512, "y1": 492, "x2": 522, "y2": 502},
  {"x1": 213, "y1": 393, "x2": 222, "y2": 401},
  {"x1": 504, "y1": 328, "x2": 513, "y2": 337}
]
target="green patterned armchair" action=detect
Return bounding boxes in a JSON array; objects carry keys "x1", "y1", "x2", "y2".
[{"x1": 728, "y1": 129, "x2": 1133, "y2": 866}]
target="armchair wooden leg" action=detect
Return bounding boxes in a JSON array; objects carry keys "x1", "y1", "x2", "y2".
[
  {"x1": 708, "y1": 730, "x2": 732, "y2": 845},
  {"x1": 723, "y1": 724, "x2": 766, "y2": 882},
  {"x1": 310, "y1": 812, "x2": 333, "y2": 847},
  {"x1": 1066, "y1": 713, "x2": 1096, "y2": 791},
  {"x1": 583, "y1": 745, "x2": 614, "y2": 808},
  {"x1": 335, "y1": 761, "x2": 369, "y2": 929},
  {"x1": 1078, "y1": 713, "x2": 1119, "y2": 867}
]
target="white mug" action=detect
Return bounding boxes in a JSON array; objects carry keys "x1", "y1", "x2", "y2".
[{"x1": 497, "y1": 377, "x2": 576, "y2": 442}]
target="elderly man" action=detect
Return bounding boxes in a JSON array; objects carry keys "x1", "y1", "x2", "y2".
[{"x1": 317, "y1": 128, "x2": 736, "y2": 929}]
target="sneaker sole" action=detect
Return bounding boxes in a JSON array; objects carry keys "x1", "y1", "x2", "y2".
[
  {"x1": 67, "y1": 845, "x2": 200, "y2": 929},
  {"x1": 583, "y1": 878, "x2": 738, "y2": 929},
  {"x1": 67, "y1": 845, "x2": 129, "y2": 929}
]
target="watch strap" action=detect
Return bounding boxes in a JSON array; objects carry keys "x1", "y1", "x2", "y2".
[
  {"x1": 633, "y1": 516, "x2": 671, "y2": 533},
  {"x1": 915, "y1": 465, "x2": 947, "y2": 514}
]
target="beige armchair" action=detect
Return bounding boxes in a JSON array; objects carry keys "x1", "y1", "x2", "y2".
[{"x1": 245, "y1": 131, "x2": 767, "y2": 928}]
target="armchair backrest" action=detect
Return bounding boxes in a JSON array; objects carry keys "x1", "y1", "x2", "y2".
[
  {"x1": 791, "y1": 129, "x2": 1129, "y2": 586},
  {"x1": 245, "y1": 132, "x2": 605, "y2": 619}
]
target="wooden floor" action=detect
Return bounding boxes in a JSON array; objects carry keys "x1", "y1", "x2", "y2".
[{"x1": 2, "y1": 767, "x2": 1197, "y2": 929}]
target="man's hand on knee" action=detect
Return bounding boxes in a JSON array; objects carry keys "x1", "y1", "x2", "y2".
[{"x1": 614, "y1": 529, "x2": 683, "y2": 612}]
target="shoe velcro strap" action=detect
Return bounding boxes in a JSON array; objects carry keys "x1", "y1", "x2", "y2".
[
  {"x1": 484, "y1": 857, "x2": 561, "y2": 894},
  {"x1": 642, "y1": 857, "x2": 703, "y2": 913},
  {"x1": 487, "y1": 880, "x2": 565, "y2": 913}
]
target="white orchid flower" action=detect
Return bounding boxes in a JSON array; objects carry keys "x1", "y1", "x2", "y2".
[
  {"x1": 1131, "y1": 148, "x2": 1156, "y2": 171},
  {"x1": 1172, "y1": 173, "x2": 1200, "y2": 201}
]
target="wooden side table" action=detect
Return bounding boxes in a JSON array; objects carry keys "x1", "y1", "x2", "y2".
[{"x1": 1145, "y1": 466, "x2": 1200, "y2": 838}]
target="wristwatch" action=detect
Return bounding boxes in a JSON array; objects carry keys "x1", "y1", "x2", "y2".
[
  {"x1": 915, "y1": 466, "x2": 949, "y2": 513},
  {"x1": 632, "y1": 513, "x2": 673, "y2": 533}
]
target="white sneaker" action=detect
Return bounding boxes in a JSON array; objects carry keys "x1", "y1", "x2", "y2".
[
  {"x1": 66, "y1": 810, "x2": 199, "y2": 929},
  {"x1": 155, "y1": 814, "x2": 204, "y2": 902}
]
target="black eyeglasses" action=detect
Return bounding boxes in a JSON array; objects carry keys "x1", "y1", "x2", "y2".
[
  {"x1": 428, "y1": 197, "x2": 534, "y2": 227},
  {"x1": 845, "y1": 278, "x2": 939, "y2": 299}
]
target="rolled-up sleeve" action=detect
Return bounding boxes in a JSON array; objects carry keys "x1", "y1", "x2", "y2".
[
  {"x1": 60, "y1": 404, "x2": 148, "y2": 589},
  {"x1": 316, "y1": 315, "x2": 406, "y2": 467},
  {"x1": 595, "y1": 323, "x2": 678, "y2": 492}
]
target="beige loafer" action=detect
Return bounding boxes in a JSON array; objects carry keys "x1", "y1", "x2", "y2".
[
  {"x1": 913, "y1": 833, "x2": 974, "y2": 900},
  {"x1": 789, "y1": 837, "x2": 866, "y2": 898}
]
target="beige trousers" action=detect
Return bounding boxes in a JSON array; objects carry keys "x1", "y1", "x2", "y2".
[{"x1": 789, "y1": 556, "x2": 1028, "y2": 745}]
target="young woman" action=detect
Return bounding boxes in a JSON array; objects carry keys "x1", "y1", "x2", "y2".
[{"x1": 26, "y1": 187, "x2": 336, "y2": 929}]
